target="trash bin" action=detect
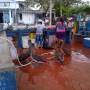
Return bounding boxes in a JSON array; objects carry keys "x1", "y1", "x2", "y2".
[
  {"x1": 17, "y1": 29, "x2": 29, "y2": 48},
  {"x1": 83, "y1": 37, "x2": 90, "y2": 48},
  {"x1": 86, "y1": 21, "x2": 90, "y2": 31},
  {"x1": 18, "y1": 29, "x2": 36, "y2": 48},
  {"x1": 65, "y1": 28, "x2": 72, "y2": 43}
]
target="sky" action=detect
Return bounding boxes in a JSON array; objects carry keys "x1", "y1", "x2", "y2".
[{"x1": 82, "y1": 0, "x2": 90, "y2": 2}]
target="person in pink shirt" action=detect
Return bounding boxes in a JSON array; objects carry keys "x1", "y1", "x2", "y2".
[{"x1": 54, "y1": 17, "x2": 66, "y2": 64}]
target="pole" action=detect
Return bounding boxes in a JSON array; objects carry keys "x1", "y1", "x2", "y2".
[
  {"x1": 60, "y1": 0, "x2": 62, "y2": 16},
  {"x1": 15, "y1": 1, "x2": 17, "y2": 24},
  {"x1": 49, "y1": 0, "x2": 52, "y2": 25}
]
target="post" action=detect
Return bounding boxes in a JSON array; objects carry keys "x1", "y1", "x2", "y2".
[
  {"x1": 60, "y1": 0, "x2": 62, "y2": 16},
  {"x1": 15, "y1": 1, "x2": 17, "y2": 24},
  {"x1": 9, "y1": 9, "x2": 12, "y2": 25},
  {"x1": 49, "y1": 0, "x2": 52, "y2": 25}
]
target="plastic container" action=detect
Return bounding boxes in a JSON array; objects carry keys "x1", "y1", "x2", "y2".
[
  {"x1": 17, "y1": 29, "x2": 36, "y2": 48},
  {"x1": 65, "y1": 28, "x2": 72, "y2": 43},
  {"x1": 86, "y1": 21, "x2": 90, "y2": 31},
  {"x1": 6, "y1": 31, "x2": 17, "y2": 37},
  {"x1": 83, "y1": 37, "x2": 90, "y2": 48},
  {"x1": 29, "y1": 32, "x2": 36, "y2": 44},
  {"x1": 43, "y1": 26, "x2": 55, "y2": 48}
]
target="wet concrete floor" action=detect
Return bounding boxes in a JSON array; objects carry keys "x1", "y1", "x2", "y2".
[{"x1": 16, "y1": 41, "x2": 90, "y2": 90}]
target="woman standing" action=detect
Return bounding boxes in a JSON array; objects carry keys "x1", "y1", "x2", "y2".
[{"x1": 54, "y1": 17, "x2": 66, "y2": 64}]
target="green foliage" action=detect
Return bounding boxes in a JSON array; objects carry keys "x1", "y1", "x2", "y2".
[
  {"x1": 70, "y1": 5, "x2": 90, "y2": 15},
  {"x1": 54, "y1": 2, "x2": 90, "y2": 17},
  {"x1": 54, "y1": 2, "x2": 72, "y2": 16},
  {"x1": 26, "y1": 0, "x2": 81, "y2": 13},
  {"x1": 26, "y1": 0, "x2": 90, "y2": 16},
  {"x1": 83, "y1": 6, "x2": 90, "y2": 14}
]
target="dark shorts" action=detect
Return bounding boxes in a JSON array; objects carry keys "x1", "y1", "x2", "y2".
[{"x1": 56, "y1": 32, "x2": 65, "y2": 39}]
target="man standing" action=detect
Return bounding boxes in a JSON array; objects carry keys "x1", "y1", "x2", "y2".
[{"x1": 35, "y1": 20, "x2": 45, "y2": 48}]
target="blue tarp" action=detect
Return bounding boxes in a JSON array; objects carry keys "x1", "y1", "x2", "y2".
[{"x1": 0, "y1": 71, "x2": 17, "y2": 90}]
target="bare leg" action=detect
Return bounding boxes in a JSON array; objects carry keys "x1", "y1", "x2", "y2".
[{"x1": 54, "y1": 39, "x2": 64, "y2": 64}]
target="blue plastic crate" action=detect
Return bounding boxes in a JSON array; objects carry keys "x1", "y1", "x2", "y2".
[
  {"x1": 86, "y1": 21, "x2": 90, "y2": 31},
  {"x1": 84, "y1": 38, "x2": 90, "y2": 48},
  {"x1": 0, "y1": 70, "x2": 17, "y2": 90}
]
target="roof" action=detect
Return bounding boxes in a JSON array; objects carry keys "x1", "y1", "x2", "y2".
[
  {"x1": 0, "y1": 0, "x2": 25, "y2": 2},
  {"x1": 17, "y1": 8, "x2": 45, "y2": 14}
]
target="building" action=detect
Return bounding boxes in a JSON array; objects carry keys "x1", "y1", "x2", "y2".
[
  {"x1": 0, "y1": 0, "x2": 45, "y2": 25},
  {"x1": 17, "y1": 8, "x2": 45, "y2": 25},
  {"x1": 0, "y1": 0, "x2": 25, "y2": 25}
]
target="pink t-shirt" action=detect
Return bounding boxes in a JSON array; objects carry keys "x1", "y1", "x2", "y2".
[{"x1": 56, "y1": 22, "x2": 65, "y2": 32}]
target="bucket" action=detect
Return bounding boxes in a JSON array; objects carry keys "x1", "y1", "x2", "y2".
[{"x1": 29, "y1": 32, "x2": 36, "y2": 44}]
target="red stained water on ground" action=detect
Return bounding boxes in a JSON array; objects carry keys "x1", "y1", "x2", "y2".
[{"x1": 16, "y1": 40, "x2": 90, "y2": 90}]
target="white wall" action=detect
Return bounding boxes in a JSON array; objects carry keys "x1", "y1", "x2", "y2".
[
  {"x1": 9, "y1": 10, "x2": 14, "y2": 25},
  {"x1": 18, "y1": 13, "x2": 35, "y2": 24},
  {"x1": 3, "y1": 10, "x2": 14, "y2": 24}
]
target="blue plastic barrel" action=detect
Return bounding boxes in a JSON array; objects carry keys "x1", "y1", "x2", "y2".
[
  {"x1": 86, "y1": 21, "x2": 90, "y2": 31},
  {"x1": 17, "y1": 29, "x2": 36, "y2": 48},
  {"x1": 43, "y1": 26, "x2": 56, "y2": 48},
  {"x1": 6, "y1": 31, "x2": 17, "y2": 37},
  {"x1": 0, "y1": 70, "x2": 17, "y2": 90},
  {"x1": 83, "y1": 37, "x2": 90, "y2": 48},
  {"x1": 65, "y1": 28, "x2": 72, "y2": 43},
  {"x1": 47, "y1": 26, "x2": 56, "y2": 35}
]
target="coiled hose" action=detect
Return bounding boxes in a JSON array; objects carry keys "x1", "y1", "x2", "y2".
[{"x1": 0, "y1": 37, "x2": 44, "y2": 68}]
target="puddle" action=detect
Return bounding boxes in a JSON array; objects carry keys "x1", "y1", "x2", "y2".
[{"x1": 72, "y1": 51, "x2": 90, "y2": 63}]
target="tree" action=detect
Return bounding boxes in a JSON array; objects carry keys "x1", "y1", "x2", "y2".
[
  {"x1": 26, "y1": 0, "x2": 81, "y2": 13},
  {"x1": 54, "y1": 0, "x2": 82, "y2": 16}
]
